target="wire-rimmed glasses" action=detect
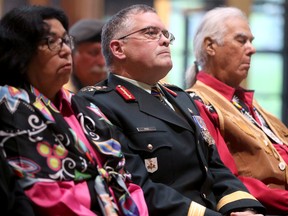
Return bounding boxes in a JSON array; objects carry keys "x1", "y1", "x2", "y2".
[{"x1": 117, "y1": 26, "x2": 175, "y2": 44}]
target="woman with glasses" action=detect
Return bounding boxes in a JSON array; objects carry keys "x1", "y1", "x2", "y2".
[{"x1": 0, "y1": 5, "x2": 148, "y2": 216}]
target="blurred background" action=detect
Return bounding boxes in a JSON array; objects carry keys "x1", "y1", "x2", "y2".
[{"x1": 0, "y1": 0, "x2": 287, "y2": 125}]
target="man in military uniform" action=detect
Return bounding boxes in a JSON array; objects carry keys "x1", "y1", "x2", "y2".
[{"x1": 78, "y1": 4, "x2": 265, "y2": 216}]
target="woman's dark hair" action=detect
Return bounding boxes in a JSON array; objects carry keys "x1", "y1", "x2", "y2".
[{"x1": 0, "y1": 5, "x2": 69, "y2": 87}]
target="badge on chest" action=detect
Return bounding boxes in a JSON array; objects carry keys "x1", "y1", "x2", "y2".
[{"x1": 145, "y1": 157, "x2": 158, "y2": 173}]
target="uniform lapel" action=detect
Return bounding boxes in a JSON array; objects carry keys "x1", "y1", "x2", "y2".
[
  {"x1": 108, "y1": 75, "x2": 193, "y2": 132},
  {"x1": 163, "y1": 87, "x2": 199, "y2": 130}
]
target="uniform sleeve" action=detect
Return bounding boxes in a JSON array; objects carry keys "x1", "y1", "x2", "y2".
[
  {"x1": 194, "y1": 100, "x2": 285, "y2": 214},
  {"x1": 205, "y1": 143, "x2": 264, "y2": 214},
  {"x1": 25, "y1": 180, "x2": 98, "y2": 216}
]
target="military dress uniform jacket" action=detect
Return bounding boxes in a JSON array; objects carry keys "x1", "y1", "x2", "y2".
[{"x1": 78, "y1": 73, "x2": 265, "y2": 216}]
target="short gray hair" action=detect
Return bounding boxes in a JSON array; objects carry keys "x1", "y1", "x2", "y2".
[{"x1": 101, "y1": 4, "x2": 156, "y2": 71}]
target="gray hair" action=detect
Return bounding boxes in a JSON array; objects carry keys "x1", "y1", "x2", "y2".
[
  {"x1": 101, "y1": 4, "x2": 156, "y2": 71},
  {"x1": 193, "y1": 7, "x2": 248, "y2": 69}
]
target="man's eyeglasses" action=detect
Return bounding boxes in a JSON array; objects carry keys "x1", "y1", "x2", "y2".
[
  {"x1": 43, "y1": 35, "x2": 75, "y2": 52},
  {"x1": 117, "y1": 26, "x2": 175, "y2": 44}
]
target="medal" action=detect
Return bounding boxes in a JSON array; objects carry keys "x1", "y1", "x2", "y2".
[{"x1": 192, "y1": 115, "x2": 215, "y2": 146}]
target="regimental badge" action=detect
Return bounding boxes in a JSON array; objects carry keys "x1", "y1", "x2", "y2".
[
  {"x1": 193, "y1": 115, "x2": 215, "y2": 146},
  {"x1": 145, "y1": 157, "x2": 158, "y2": 173}
]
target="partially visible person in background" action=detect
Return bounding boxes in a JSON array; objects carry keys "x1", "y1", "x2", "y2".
[
  {"x1": 186, "y1": 6, "x2": 288, "y2": 215},
  {"x1": 0, "y1": 150, "x2": 35, "y2": 216},
  {"x1": 64, "y1": 19, "x2": 107, "y2": 92},
  {"x1": 0, "y1": 5, "x2": 147, "y2": 216}
]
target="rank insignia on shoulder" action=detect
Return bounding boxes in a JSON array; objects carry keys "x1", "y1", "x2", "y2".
[
  {"x1": 116, "y1": 85, "x2": 136, "y2": 101},
  {"x1": 94, "y1": 86, "x2": 108, "y2": 90},
  {"x1": 145, "y1": 157, "x2": 158, "y2": 173},
  {"x1": 80, "y1": 86, "x2": 108, "y2": 92}
]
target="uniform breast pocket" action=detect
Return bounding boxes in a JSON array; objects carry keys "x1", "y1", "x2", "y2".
[{"x1": 127, "y1": 130, "x2": 175, "y2": 185}]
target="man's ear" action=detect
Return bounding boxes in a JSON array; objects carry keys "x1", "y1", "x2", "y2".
[
  {"x1": 110, "y1": 40, "x2": 126, "y2": 60},
  {"x1": 204, "y1": 37, "x2": 216, "y2": 56}
]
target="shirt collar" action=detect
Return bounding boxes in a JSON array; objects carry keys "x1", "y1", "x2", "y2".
[
  {"x1": 196, "y1": 71, "x2": 255, "y2": 104},
  {"x1": 114, "y1": 75, "x2": 156, "y2": 93}
]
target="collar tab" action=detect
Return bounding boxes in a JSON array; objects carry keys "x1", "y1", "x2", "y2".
[{"x1": 116, "y1": 85, "x2": 136, "y2": 101}]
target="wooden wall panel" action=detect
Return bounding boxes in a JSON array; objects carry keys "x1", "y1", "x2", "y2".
[
  {"x1": 60, "y1": 0, "x2": 104, "y2": 27},
  {"x1": 28, "y1": 0, "x2": 49, "y2": 5},
  {"x1": 227, "y1": 0, "x2": 252, "y2": 16}
]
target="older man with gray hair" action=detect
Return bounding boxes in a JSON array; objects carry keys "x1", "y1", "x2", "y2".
[
  {"x1": 65, "y1": 19, "x2": 107, "y2": 92},
  {"x1": 186, "y1": 6, "x2": 288, "y2": 215}
]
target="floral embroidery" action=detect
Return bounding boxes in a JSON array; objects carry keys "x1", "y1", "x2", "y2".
[{"x1": 37, "y1": 141, "x2": 68, "y2": 171}]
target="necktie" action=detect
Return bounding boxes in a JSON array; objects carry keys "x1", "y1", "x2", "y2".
[
  {"x1": 151, "y1": 86, "x2": 172, "y2": 109},
  {"x1": 151, "y1": 86, "x2": 164, "y2": 101}
]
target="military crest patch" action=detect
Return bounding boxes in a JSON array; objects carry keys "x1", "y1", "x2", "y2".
[{"x1": 145, "y1": 157, "x2": 158, "y2": 173}]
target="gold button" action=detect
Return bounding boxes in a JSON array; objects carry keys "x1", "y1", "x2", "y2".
[
  {"x1": 202, "y1": 193, "x2": 206, "y2": 198},
  {"x1": 204, "y1": 166, "x2": 208, "y2": 172},
  {"x1": 279, "y1": 162, "x2": 286, "y2": 171},
  {"x1": 147, "y1": 144, "x2": 153, "y2": 150}
]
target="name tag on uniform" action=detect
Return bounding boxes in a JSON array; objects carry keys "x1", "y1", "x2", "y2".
[{"x1": 136, "y1": 127, "x2": 156, "y2": 132}]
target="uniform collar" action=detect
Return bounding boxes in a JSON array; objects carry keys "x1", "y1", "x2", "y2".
[{"x1": 113, "y1": 74, "x2": 157, "y2": 94}]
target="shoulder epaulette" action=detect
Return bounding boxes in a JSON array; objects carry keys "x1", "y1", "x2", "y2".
[
  {"x1": 159, "y1": 81, "x2": 182, "y2": 90},
  {"x1": 80, "y1": 85, "x2": 110, "y2": 93}
]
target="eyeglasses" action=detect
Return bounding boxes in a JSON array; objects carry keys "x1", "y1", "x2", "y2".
[
  {"x1": 117, "y1": 26, "x2": 175, "y2": 44},
  {"x1": 43, "y1": 35, "x2": 75, "y2": 52}
]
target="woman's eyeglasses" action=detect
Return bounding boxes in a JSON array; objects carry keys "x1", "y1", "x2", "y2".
[{"x1": 43, "y1": 35, "x2": 75, "y2": 52}]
